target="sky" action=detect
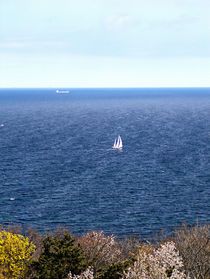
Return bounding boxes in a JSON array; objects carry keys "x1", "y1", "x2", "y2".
[{"x1": 0, "y1": 0, "x2": 210, "y2": 88}]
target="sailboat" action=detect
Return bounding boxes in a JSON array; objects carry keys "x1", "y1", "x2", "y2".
[
  {"x1": 112, "y1": 135, "x2": 123, "y2": 149},
  {"x1": 56, "y1": 89, "x2": 70, "y2": 94}
]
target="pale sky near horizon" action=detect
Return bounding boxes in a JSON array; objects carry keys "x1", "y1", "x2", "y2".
[{"x1": 0, "y1": 0, "x2": 210, "y2": 88}]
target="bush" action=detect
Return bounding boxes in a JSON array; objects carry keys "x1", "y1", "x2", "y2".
[
  {"x1": 96, "y1": 261, "x2": 131, "y2": 279},
  {"x1": 0, "y1": 230, "x2": 35, "y2": 279},
  {"x1": 68, "y1": 267, "x2": 94, "y2": 279}
]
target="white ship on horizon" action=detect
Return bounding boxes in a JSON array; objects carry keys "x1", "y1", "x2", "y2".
[{"x1": 56, "y1": 89, "x2": 70, "y2": 94}]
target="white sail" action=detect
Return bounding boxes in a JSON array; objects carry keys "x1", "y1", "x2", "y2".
[
  {"x1": 113, "y1": 139, "x2": 117, "y2": 149},
  {"x1": 118, "y1": 136, "x2": 123, "y2": 148}
]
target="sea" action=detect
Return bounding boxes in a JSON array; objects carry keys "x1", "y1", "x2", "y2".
[{"x1": 0, "y1": 88, "x2": 209, "y2": 237}]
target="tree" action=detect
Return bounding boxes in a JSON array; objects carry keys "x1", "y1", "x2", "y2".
[
  {"x1": 172, "y1": 223, "x2": 210, "y2": 279},
  {"x1": 77, "y1": 231, "x2": 121, "y2": 272},
  {"x1": 30, "y1": 233, "x2": 87, "y2": 279},
  {"x1": 123, "y1": 241, "x2": 189, "y2": 279}
]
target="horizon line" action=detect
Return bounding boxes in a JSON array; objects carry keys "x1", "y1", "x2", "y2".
[{"x1": 0, "y1": 86, "x2": 210, "y2": 89}]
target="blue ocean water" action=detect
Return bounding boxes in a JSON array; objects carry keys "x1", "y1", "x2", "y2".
[{"x1": 0, "y1": 88, "x2": 209, "y2": 237}]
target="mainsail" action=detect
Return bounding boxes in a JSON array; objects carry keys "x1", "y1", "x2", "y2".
[
  {"x1": 113, "y1": 139, "x2": 117, "y2": 148},
  {"x1": 112, "y1": 135, "x2": 123, "y2": 149}
]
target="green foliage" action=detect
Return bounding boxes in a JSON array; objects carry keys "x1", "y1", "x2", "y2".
[
  {"x1": 30, "y1": 233, "x2": 87, "y2": 279},
  {"x1": 0, "y1": 222, "x2": 208, "y2": 279},
  {"x1": 0, "y1": 230, "x2": 35, "y2": 279},
  {"x1": 96, "y1": 260, "x2": 131, "y2": 279}
]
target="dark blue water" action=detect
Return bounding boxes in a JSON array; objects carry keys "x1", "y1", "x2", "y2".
[{"x1": 0, "y1": 88, "x2": 209, "y2": 237}]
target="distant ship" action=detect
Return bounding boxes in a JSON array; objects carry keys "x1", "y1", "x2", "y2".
[
  {"x1": 56, "y1": 90, "x2": 70, "y2": 94},
  {"x1": 112, "y1": 135, "x2": 123, "y2": 149}
]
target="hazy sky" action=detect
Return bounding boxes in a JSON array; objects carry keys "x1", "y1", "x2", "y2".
[{"x1": 0, "y1": 0, "x2": 210, "y2": 87}]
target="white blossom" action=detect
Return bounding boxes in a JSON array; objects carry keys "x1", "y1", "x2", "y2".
[
  {"x1": 123, "y1": 241, "x2": 189, "y2": 279},
  {"x1": 68, "y1": 267, "x2": 94, "y2": 279}
]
